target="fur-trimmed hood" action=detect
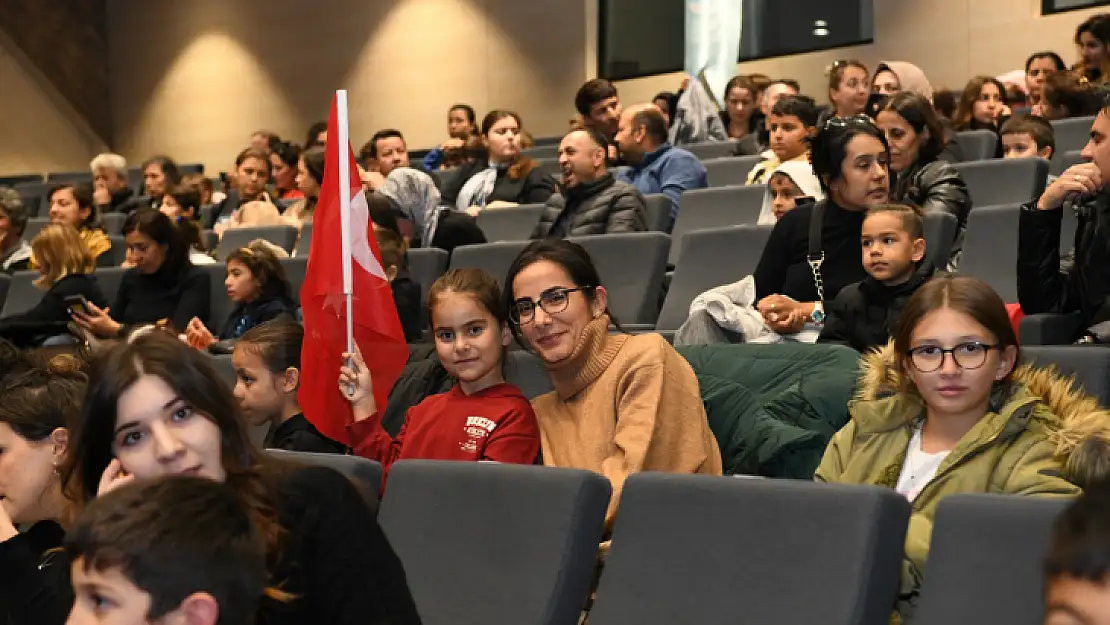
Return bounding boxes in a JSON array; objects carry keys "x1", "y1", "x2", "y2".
[{"x1": 855, "y1": 342, "x2": 1110, "y2": 488}]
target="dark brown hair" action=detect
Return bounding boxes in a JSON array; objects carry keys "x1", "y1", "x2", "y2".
[
  {"x1": 48, "y1": 183, "x2": 100, "y2": 230},
  {"x1": 893, "y1": 275, "x2": 1020, "y2": 389},
  {"x1": 166, "y1": 183, "x2": 205, "y2": 252},
  {"x1": 373, "y1": 227, "x2": 407, "y2": 272},
  {"x1": 428, "y1": 268, "x2": 507, "y2": 328},
  {"x1": 225, "y1": 240, "x2": 292, "y2": 302},
  {"x1": 880, "y1": 91, "x2": 947, "y2": 165},
  {"x1": 0, "y1": 353, "x2": 86, "y2": 441},
  {"x1": 865, "y1": 203, "x2": 924, "y2": 240},
  {"x1": 480, "y1": 110, "x2": 537, "y2": 181},
  {"x1": 1043, "y1": 71, "x2": 1104, "y2": 120},
  {"x1": 954, "y1": 76, "x2": 1007, "y2": 131},
  {"x1": 235, "y1": 147, "x2": 271, "y2": 175},
  {"x1": 1000, "y1": 114, "x2": 1056, "y2": 154},
  {"x1": 826, "y1": 60, "x2": 868, "y2": 103},
  {"x1": 237, "y1": 320, "x2": 303, "y2": 375}
]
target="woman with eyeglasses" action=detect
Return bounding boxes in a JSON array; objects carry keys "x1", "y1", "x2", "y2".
[
  {"x1": 816, "y1": 275, "x2": 1110, "y2": 621},
  {"x1": 504, "y1": 239, "x2": 722, "y2": 527},
  {"x1": 752, "y1": 114, "x2": 889, "y2": 338}
]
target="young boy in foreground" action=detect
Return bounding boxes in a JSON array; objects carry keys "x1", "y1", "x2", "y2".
[{"x1": 1044, "y1": 485, "x2": 1110, "y2": 625}]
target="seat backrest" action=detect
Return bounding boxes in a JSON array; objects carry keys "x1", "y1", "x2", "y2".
[
  {"x1": 643, "y1": 194, "x2": 671, "y2": 232},
  {"x1": 475, "y1": 204, "x2": 545, "y2": 242},
  {"x1": 13, "y1": 181, "x2": 49, "y2": 218},
  {"x1": 93, "y1": 267, "x2": 128, "y2": 305},
  {"x1": 0, "y1": 271, "x2": 41, "y2": 319},
  {"x1": 294, "y1": 222, "x2": 312, "y2": 257},
  {"x1": 684, "y1": 141, "x2": 739, "y2": 161},
  {"x1": 279, "y1": 257, "x2": 308, "y2": 305},
  {"x1": 380, "y1": 461, "x2": 611, "y2": 625},
  {"x1": 569, "y1": 232, "x2": 670, "y2": 324},
  {"x1": 216, "y1": 225, "x2": 299, "y2": 259},
  {"x1": 101, "y1": 212, "x2": 127, "y2": 235},
  {"x1": 266, "y1": 449, "x2": 383, "y2": 504},
  {"x1": 448, "y1": 241, "x2": 531, "y2": 288},
  {"x1": 953, "y1": 130, "x2": 999, "y2": 161},
  {"x1": 922, "y1": 211, "x2": 958, "y2": 270},
  {"x1": 1023, "y1": 345, "x2": 1110, "y2": 407},
  {"x1": 589, "y1": 475, "x2": 909, "y2": 625},
  {"x1": 702, "y1": 156, "x2": 761, "y2": 187},
  {"x1": 1051, "y1": 116, "x2": 1095, "y2": 154},
  {"x1": 668, "y1": 185, "x2": 767, "y2": 265},
  {"x1": 656, "y1": 224, "x2": 773, "y2": 331},
  {"x1": 202, "y1": 263, "x2": 230, "y2": 328},
  {"x1": 503, "y1": 350, "x2": 553, "y2": 398},
  {"x1": 98, "y1": 236, "x2": 127, "y2": 268},
  {"x1": 0, "y1": 274, "x2": 10, "y2": 315},
  {"x1": 914, "y1": 494, "x2": 1067, "y2": 625},
  {"x1": 24, "y1": 216, "x2": 49, "y2": 241},
  {"x1": 535, "y1": 158, "x2": 561, "y2": 180},
  {"x1": 952, "y1": 158, "x2": 1048, "y2": 208},
  {"x1": 958, "y1": 204, "x2": 1019, "y2": 302},
  {"x1": 0, "y1": 174, "x2": 44, "y2": 187},
  {"x1": 1051, "y1": 149, "x2": 1084, "y2": 177},
  {"x1": 406, "y1": 247, "x2": 449, "y2": 304},
  {"x1": 46, "y1": 171, "x2": 92, "y2": 185},
  {"x1": 523, "y1": 144, "x2": 560, "y2": 160},
  {"x1": 179, "y1": 163, "x2": 204, "y2": 175}
]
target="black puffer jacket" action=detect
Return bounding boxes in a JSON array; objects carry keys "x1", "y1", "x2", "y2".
[
  {"x1": 1018, "y1": 195, "x2": 1110, "y2": 335},
  {"x1": 817, "y1": 263, "x2": 937, "y2": 353},
  {"x1": 532, "y1": 174, "x2": 647, "y2": 239},
  {"x1": 893, "y1": 159, "x2": 971, "y2": 267}
]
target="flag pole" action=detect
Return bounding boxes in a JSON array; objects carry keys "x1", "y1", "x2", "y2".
[{"x1": 336, "y1": 89, "x2": 355, "y2": 356}]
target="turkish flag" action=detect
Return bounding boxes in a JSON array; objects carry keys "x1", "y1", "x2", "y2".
[{"x1": 298, "y1": 93, "x2": 408, "y2": 446}]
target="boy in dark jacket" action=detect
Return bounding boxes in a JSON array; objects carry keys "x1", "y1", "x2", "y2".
[
  {"x1": 374, "y1": 228, "x2": 424, "y2": 342},
  {"x1": 818, "y1": 204, "x2": 934, "y2": 352}
]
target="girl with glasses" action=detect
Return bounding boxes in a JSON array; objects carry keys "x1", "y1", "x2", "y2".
[
  {"x1": 504, "y1": 239, "x2": 722, "y2": 527},
  {"x1": 816, "y1": 275, "x2": 1110, "y2": 621}
]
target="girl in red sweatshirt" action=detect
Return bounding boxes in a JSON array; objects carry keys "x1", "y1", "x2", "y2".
[{"x1": 339, "y1": 268, "x2": 541, "y2": 482}]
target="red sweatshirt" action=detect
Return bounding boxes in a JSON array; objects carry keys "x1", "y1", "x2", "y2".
[{"x1": 347, "y1": 383, "x2": 541, "y2": 484}]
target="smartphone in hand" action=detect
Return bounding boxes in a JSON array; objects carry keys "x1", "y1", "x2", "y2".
[{"x1": 63, "y1": 295, "x2": 91, "y2": 317}]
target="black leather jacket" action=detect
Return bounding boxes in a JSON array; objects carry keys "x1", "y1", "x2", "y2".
[{"x1": 893, "y1": 159, "x2": 971, "y2": 266}]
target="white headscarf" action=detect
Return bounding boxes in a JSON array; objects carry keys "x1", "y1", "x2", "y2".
[{"x1": 757, "y1": 160, "x2": 825, "y2": 225}]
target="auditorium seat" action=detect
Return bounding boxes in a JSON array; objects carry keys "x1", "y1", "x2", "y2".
[
  {"x1": 523, "y1": 144, "x2": 560, "y2": 160},
  {"x1": 1022, "y1": 345, "x2": 1110, "y2": 407},
  {"x1": 98, "y1": 236, "x2": 127, "y2": 267},
  {"x1": 958, "y1": 205, "x2": 1019, "y2": 302},
  {"x1": 46, "y1": 171, "x2": 91, "y2": 185},
  {"x1": 684, "y1": 141, "x2": 739, "y2": 161},
  {"x1": 449, "y1": 241, "x2": 530, "y2": 287},
  {"x1": 406, "y1": 247, "x2": 450, "y2": 304},
  {"x1": 380, "y1": 461, "x2": 610, "y2": 625},
  {"x1": 913, "y1": 494, "x2": 1067, "y2": 625},
  {"x1": 24, "y1": 216, "x2": 49, "y2": 240},
  {"x1": 179, "y1": 163, "x2": 205, "y2": 175},
  {"x1": 643, "y1": 194, "x2": 671, "y2": 232},
  {"x1": 201, "y1": 230, "x2": 219, "y2": 254},
  {"x1": 702, "y1": 156, "x2": 761, "y2": 187},
  {"x1": 0, "y1": 271, "x2": 39, "y2": 319},
  {"x1": 570, "y1": 232, "x2": 670, "y2": 325},
  {"x1": 101, "y1": 212, "x2": 127, "y2": 235},
  {"x1": 922, "y1": 212, "x2": 958, "y2": 270},
  {"x1": 536, "y1": 158, "x2": 562, "y2": 180},
  {"x1": 279, "y1": 257, "x2": 307, "y2": 304},
  {"x1": 267, "y1": 449, "x2": 383, "y2": 505},
  {"x1": 13, "y1": 181, "x2": 49, "y2": 217},
  {"x1": 953, "y1": 130, "x2": 999, "y2": 161},
  {"x1": 294, "y1": 222, "x2": 312, "y2": 257},
  {"x1": 0, "y1": 274, "x2": 10, "y2": 315},
  {"x1": 1051, "y1": 115, "x2": 1095, "y2": 154},
  {"x1": 93, "y1": 267, "x2": 127, "y2": 305},
  {"x1": 0, "y1": 174, "x2": 43, "y2": 187},
  {"x1": 668, "y1": 185, "x2": 766, "y2": 265},
  {"x1": 1051, "y1": 149, "x2": 1083, "y2": 177},
  {"x1": 951, "y1": 158, "x2": 1048, "y2": 208},
  {"x1": 1020, "y1": 312, "x2": 1084, "y2": 346},
  {"x1": 475, "y1": 204, "x2": 544, "y2": 242},
  {"x1": 202, "y1": 263, "x2": 231, "y2": 329},
  {"x1": 588, "y1": 475, "x2": 909, "y2": 625},
  {"x1": 655, "y1": 224, "x2": 773, "y2": 332},
  {"x1": 503, "y1": 350, "x2": 553, "y2": 398},
  {"x1": 216, "y1": 225, "x2": 298, "y2": 259}
]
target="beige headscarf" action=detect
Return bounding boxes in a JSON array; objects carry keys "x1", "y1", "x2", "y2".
[{"x1": 875, "y1": 61, "x2": 933, "y2": 102}]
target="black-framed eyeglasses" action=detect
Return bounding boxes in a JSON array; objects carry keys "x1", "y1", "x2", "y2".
[
  {"x1": 824, "y1": 114, "x2": 877, "y2": 131},
  {"x1": 510, "y1": 287, "x2": 592, "y2": 325},
  {"x1": 906, "y1": 342, "x2": 999, "y2": 373}
]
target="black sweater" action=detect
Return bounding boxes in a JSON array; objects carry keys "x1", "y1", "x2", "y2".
[
  {"x1": 0, "y1": 274, "x2": 108, "y2": 328},
  {"x1": 0, "y1": 466, "x2": 421, "y2": 625},
  {"x1": 754, "y1": 199, "x2": 869, "y2": 303},
  {"x1": 818, "y1": 263, "x2": 937, "y2": 352},
  {"x1": 265, "y1": 414, "x2": 347, "y2": 454},
  {"x1": 111, "y1": 264, "x2": 211, "y2": 332},
  {"x1": 439, "y1": 158, "x2": 557, "y2": 208}
]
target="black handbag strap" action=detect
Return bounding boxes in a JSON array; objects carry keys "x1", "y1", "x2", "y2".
[{"x1": 807, "y1": 202, "x2": 826, "y2": 303}]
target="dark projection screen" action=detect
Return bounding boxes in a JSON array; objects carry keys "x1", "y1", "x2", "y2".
[{"x1": 599, "y1": 0, "x2": 874, "y2": 80}]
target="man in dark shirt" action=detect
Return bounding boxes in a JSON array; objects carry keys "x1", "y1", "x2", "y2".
[{"x1": 91, "y1": 152, "x2": 149, "y2": 214}]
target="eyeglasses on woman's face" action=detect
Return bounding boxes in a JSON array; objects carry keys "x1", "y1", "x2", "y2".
[{"x1": 510, "y1": 286, "x2": 591, "y2": 325}]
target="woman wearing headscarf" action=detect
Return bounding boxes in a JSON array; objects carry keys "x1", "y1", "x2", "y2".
[{"x1": 871, "y1": 61, "x2": 934, "y2": 101}]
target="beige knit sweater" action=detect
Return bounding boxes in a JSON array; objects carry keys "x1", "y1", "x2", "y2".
[{"x1": 532, "y1": 316, "x2": 722, "y2": 524}]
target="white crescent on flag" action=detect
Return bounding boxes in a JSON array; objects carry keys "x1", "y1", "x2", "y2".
[{"x1": 349, "y1": 189, "x2": 388, "y2": 281}]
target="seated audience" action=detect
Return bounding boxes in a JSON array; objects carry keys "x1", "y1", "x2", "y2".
[
  {"x1": 1076, "y1": 13, "x2": 1110, "y2": 85},
  {"x1": 65, "y1": 475, "x2": 268, "y2": 625},
  {"x1": 0, "y1": 353, "x2": 85, "y2": 625},
  {"x1": 532, "y1": 127, "x2": 647, "y2": 238},
  {"x1": 423, "y1": 104, "x2": 479, "y2": 171},
  {"x1": 1040, "y1": 71, "x2": 1106, "y2": 120},
  {"x1": 1025, "y1": 51, "x2": 1068, "y2": 113},
  {"x1": 233, "y1": 321, "x2": 345, "y2": 453},
  {"x1": 184, "y1": 239, "x2": 297, "y2": 349},
  {"x1": 270, "y1": 141, "x2": 304, "y2": 200},
  {"x1": 1018, "y1": 104, "x2": 1110, "y2": 340},
  {"x1": 746, "y1": 94, "x2": 820, "y2": 184},
  {"x1": 206, "y1": 148, "x2": 275, "y2": 229},
  {"x1": 1043, "y1": 483, "x2": 1110, "y2": 625},
  {"x1": 871, "y1": 61, "x2": 933, "y2": 100},
  {"x1": 375, "y1": 166, "x2": 442, "y2": 247},
  {"x1": 826, "y1": 60, "x2": 870, "y2": 119},
  {"x1": 140, "y1": 155, "x2": 181, "y2": 209},
  {"x1": 818, "y1": 204, "x2": 933, "y2": 352},
  {"x1": 954, "y1": 76, "x2": 1009, "y2": 134},
  {"x1": 575, "y1": 78, "x2": 622, "y2": 144},
  {"x1": 374, "y1": 228, "x2": 423, "y2": 343},
  {"x1": 653, "y1": 91, "x2": 676, "y2": 127},
  {"x1": 0, "y1": 224, "x2": 108, "y2": 343},
  {"x1": 304, "y1": 120, "x2": 327, "y2": 149},
  {"x1": 159, "y1": 183, "x2": 215, "y2": 265},
  {"x1": 876, "y1": 92, "x2": 970, "y2": 268},
  {"x1": 90, "y1": 153, "x2": 148, "y2": 215},
  {"x1": 340, "y1": 268, "x2": 540, "y2": 485},
  {"x1": 758, "y1": 160, "x2": 824, "y2": 224},
  {"x1": 62, "y1": 332, "x2": 422, "y2": 625},
  {"x1": 1001, "y1": 114, "x2": 1056, "y2": 160},
  {"x1": 816, "y1": 275, "x2": 1109, "y2": 621},
  {"x1": 753, "y1": 114, "x2": 889, "y2": 336},
  {"x1": 615, "y1": 104, "x2": 708, "y2": 228},
  {"x1": 737, "y1": 78, "x2": 801, "y2": 156},
  {"x1": 361, "y1": 129, "x2": 425, "y2": 192},
  {"x1": 45, "y1": 183, "x2": 111, "y2": 263},
  {"x1": 504, "y1": 239, "x2": 722, "y2": 525},
  {"x1": 0, "y1": 187, "x2": 31, "y2": 272},
  {"x1": 286, "y1": 146, "x2": 325, "y2": 224},
  {"x1": 73, "y1": 209, "x2": 210, "y2": 338},
  {"x1": 440, "y1": 110, "x2": 557, "y2": 215},
  {"x1": 720, "y1": 75, "x2": 759, "y2": 142}
]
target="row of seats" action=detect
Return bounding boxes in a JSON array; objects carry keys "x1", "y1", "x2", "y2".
[
  {"x1": 260, "y1": 452, "x2": 1068, "y2": 625},
  {"x1": 3, "y1": 164, "x2": 206, "y2": 215}
]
